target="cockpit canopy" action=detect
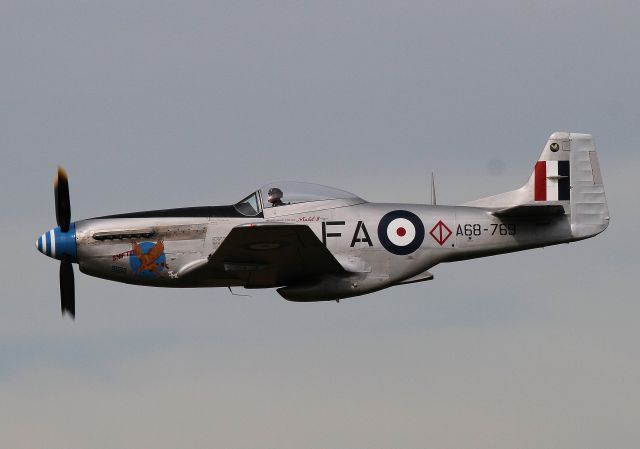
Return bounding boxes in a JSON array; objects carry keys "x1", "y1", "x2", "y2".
[{"x1": 234, "y1": 181, "x2": 364, "y2": 217}]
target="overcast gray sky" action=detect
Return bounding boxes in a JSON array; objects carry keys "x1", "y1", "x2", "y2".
[{"x1": 1, "y1": 1, "x2": 639, "y2": 448}]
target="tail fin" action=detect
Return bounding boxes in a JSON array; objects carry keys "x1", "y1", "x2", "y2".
[{"x1": 465, "y1": 132, "x2": 609, "y2": 239}]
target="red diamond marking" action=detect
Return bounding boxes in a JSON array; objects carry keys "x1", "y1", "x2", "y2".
[
  {"x1": 396, "y1": 227, "x2": 406, "y2": 237},
  {"x1": 429, "y1": 220, "x2": 452, "y2": 246}
]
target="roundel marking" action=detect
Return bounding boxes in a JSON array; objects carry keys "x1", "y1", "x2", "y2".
[
  {"x1": 550, "y1": 142, "x2": 560, "y2": 152},
  {"x1": 378, "y1": 210, "x2": 425, "y2": 255},
  {"x1": 386, "y1": 218, "x2": 416, "y2": 246}
]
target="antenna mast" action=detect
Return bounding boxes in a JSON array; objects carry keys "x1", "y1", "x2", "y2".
[{"x1": 430, "y1": 172, "x2": 437, "y2": 205}]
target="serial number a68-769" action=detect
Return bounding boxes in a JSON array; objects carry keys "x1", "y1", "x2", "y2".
[{"x1": 456, "y1": 223, "x2": 517, "y2": 237}]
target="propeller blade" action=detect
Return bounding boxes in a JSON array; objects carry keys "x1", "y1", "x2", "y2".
[
  {"x1": 54, "y1": 166, "x2": 71, "y2": 232},
  {"x1": 60, "y1": 258, "x2": 75, "y2": 319}
]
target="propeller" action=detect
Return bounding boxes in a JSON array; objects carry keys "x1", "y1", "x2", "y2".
[
  {"x1": 60, "y1": 257, "x2": 75, "y2": 318},
  {"x1": 55, "y1": 166, "x2": 71, "y2": 232},
  {"x1": 55, "y1": 167, "x2": 75, "y2": 318}
]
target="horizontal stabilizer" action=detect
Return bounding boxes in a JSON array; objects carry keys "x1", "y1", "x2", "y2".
[{"x1": 492, "y1": 204, "x2": 565, "y2": 218}]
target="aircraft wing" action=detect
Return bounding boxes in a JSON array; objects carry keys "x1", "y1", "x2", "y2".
[{"x1": 205, "y1": 223, "x2": 346, "y2": 287}]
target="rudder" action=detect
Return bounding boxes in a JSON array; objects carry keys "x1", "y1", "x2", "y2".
[{"x1": 569, "y1": 133, "x2": 609, "y2": 239}]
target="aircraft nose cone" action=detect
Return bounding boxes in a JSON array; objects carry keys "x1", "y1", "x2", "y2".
[
  {"x1": 35, "y1": 224, "x2": 77, "y2": 262},
  {"x1": 36, "y1": 233, "x2": 47, "y2": 255}
]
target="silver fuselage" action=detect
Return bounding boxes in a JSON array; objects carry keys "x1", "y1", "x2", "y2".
[
  {"x1": 74, "y1": 199, "x2": 574, "y2": 299},
  {"x1": 34, "y1": 131, "x2": 610, "y2": 305}
]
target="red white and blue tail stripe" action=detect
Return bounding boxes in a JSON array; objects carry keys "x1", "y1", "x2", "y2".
[{"x1": 534, "y1": 160, "x2": 570, "y2": 201}]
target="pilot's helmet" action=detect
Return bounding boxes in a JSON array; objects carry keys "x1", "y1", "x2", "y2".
[{"x1": 268, "y1": 187, "x2": 283, "y2": 203}]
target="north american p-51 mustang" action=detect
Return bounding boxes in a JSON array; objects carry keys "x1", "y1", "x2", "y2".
[{"x1": 36, "y1": 132, "x2": 609, "y2": 318}]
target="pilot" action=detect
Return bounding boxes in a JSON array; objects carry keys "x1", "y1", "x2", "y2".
[{"x1": 268, "y1": 187, "x2": 284, "y2": 207}]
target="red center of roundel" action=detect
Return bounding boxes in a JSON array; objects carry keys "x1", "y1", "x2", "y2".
[{"x1": 396, "y1": 227, "x2": 406, "y2": 237}]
